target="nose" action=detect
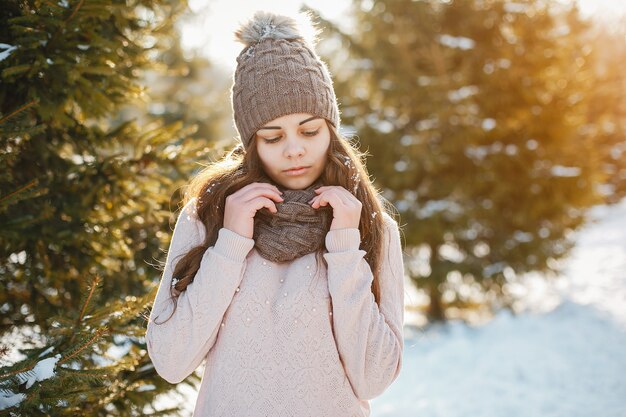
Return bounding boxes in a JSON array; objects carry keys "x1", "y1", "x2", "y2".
[{"x1": 283, "y1": 135, "x2": 305, "y2": 159}]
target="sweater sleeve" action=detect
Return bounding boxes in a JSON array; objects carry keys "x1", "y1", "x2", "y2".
[
  {"x1": 323, "y1": 212, "x2": 405, "y2": 400},
  {"x1": 145, "y1": 197, "x2": 255, "y2": 384}
]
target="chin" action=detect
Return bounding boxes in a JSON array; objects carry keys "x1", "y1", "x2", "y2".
[{"x1": 281, "y1": 176, "x2": 315, "y2": 190}]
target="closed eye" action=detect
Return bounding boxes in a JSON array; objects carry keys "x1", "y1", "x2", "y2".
[{"x1": 263, "y1": 129, "x2": 320, "y2": 143}]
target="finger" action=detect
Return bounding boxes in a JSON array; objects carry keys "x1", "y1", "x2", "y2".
[
  {"x1": 307, "y1": 195, "x2": 318, "y2": 204},
  {"x1": 240, "y1": 182, "x2": 283, "y2": 198},
  {"x1": 330, "y1": 187, "x2": 359, "y2": 206},
  {"x1": 313, "y1": 189, "x2": 350, "y2": 207},
  {"x1": 255, "y1": 183, "x2": 283, "y2": 197},
  {"x1": 251, "y1": 190, "x2": 285, "y2": 203},
  {"x1": 312, "y1": 192, "x2": 341, "y2": 208},
  {"x1": 315, "y1": 195, "x2": 332, "y2": 208},
  {"x1": 314, "y1": 185, "x2": 350, "y2": 200},
  {"x1": 251, "y1": 196, "x2": 278, "y2": 213},
  {"x1": 309, "y1": 191, "x2": 325, "y2": 206},
  {"x1": 244, "y1": 188, "x2": 284, "y2": 203}
]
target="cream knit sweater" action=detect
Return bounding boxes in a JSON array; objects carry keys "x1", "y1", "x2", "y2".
[{"x1": 146, "y1": 197, "x2": 405, "y2": 417}]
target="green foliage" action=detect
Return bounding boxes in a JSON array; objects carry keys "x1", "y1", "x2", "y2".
[
  {"x1": 0, "y1": 0, "x2": 215, "y2": 414},
  {"x1": 311, "y1": 0, "x2": 622, "y2": 320}
]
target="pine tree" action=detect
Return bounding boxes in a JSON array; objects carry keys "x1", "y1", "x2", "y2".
[
  {"x1": 582, "y1": 19, "x2": 626, "y2": 204},
  {"x1": 0, "y1": 0, "x2": 224, "y2": 414},
  {"x1": 311, "y1": 0, "x2": 609, "y2": 321}
]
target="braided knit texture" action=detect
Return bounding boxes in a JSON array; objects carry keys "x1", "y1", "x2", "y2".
[
  {"x1": 253, "y1": 177, "x2": 333, "y2": 263},
  {"x1": 231, "y1": 11, "x2": 340, "y2": 147},
  {"x1": 146, "y1": 197, "x2": 406, "y2": 416}
]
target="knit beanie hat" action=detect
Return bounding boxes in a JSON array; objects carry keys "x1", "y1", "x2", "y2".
[{"x1": 231, "y1": 11, "x2": 341, "y2": 149}]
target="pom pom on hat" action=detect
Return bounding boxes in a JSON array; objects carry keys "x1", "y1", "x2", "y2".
[{"x1": 234, "y1": 10, "x2": 319, "y2": 48}]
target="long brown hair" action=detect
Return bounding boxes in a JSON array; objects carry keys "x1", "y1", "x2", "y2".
[{"x1": 153, "y1": 120, "x2": 398, "y2": 324}]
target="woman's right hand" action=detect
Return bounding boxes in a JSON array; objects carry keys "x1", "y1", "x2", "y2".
[{"x1": 223, "y1": 182, "x2": 284, "y2": 239}]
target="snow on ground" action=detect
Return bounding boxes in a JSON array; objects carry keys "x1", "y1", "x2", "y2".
[
  {"x1": 372, "y1": 197, "x2": 626, "y2": 417},
  {"x1": 374, "y1": 301, "x2": 626, "y2": 417}
]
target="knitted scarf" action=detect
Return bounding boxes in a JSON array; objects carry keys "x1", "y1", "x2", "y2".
[{"x1": 253, "y1": 176, "x2": 333, "y2": 263}]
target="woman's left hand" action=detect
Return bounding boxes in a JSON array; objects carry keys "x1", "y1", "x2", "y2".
[{"x1": 308, "y1": 186, "x2": 362, "y2": 230}]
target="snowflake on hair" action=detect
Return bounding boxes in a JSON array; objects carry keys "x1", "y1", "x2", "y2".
[{"x1": 206, "y1": 182, "x2": 219, "y2": 193}]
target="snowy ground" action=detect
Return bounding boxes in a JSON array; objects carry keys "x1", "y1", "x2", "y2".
[{"x1": 372, "y1": 198, "x2": 626, "y2": 417}]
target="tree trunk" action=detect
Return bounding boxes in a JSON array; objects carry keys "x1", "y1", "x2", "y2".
[{"x1": 426, "y1": 283, "x2": 446, "y2": 322}]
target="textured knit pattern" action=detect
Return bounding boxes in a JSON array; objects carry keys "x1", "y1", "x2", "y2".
[
  {"x1": 253, "y1": 176, "x2": 332, "y2": 263},
  {"x1": 231, "y1": 11, "x2": 341, "y2": 148},
  {"x1": 145, "y1": 197, "x2": 405, "y2": 417}
]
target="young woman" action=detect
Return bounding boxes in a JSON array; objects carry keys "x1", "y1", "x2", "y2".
[{"x1": 145, "y1": 10, "x2": 405, "y2": 417}]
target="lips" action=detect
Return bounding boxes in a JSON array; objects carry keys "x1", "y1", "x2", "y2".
[
  {"x1": 283, "y1": 166, "x2": 310, "y2": 176},
  {"x1": 284, "y1": 166, "x2": 309, "y2": 172}
]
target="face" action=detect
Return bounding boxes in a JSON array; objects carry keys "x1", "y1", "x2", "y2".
[{"x1": 255, "y1": 112, "x2": 331, "y2": 190}]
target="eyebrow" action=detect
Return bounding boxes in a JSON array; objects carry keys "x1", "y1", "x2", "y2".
[{"x1": 258, "y1": 116, "x2": 321, "y2": 130}]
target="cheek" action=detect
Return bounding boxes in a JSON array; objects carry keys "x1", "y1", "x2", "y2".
[
  {"x1": 317, "y1": 136, "x2": 331, "y2": 161},
  {"x1": 257, "y1": 146, "x2": 280, "y2": 170},
  {"x1": 256, "y1": 142, "x2": 270, "y2": 160},
  {"x1": 314, "y1": 150, "x2": 330, "y2": 171}
]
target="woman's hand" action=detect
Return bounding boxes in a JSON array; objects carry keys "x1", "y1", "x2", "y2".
[
  {"x1": 223, "y1": 182, "x2": 284, "y2": 238},
  {"x1": 308, "y1": 185, "x2": 362, "y2": 230}
]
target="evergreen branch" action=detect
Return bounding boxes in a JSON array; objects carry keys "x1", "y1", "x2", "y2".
[
  {"x1": 0, "y1": 326, "x2": 108, "y2": 380},
  {"x1": 58, "y1": 327, "x2": 109, "y2": 366},
  {"x1": 64, "y1": 0, "x2": 85, "y2": 24},
  {"x1": 0, "y1": 99, "x2": 38, "y2": 125},
  {"x1": 20, "y1": 0, "x2": 86, "y2": 80},
  {"x1": 41, "y1": 0, "x2": 64, "y2": 9},
  {"x1": 0, "y1": 178, "x2": 38, "y2": 205},
  {"x1": 78, "y1": 275, "x2": 101, "y2": 324},
  {"x1": 0, "y1": 363, "x2": 38, "y2": 379},
  {"x1": 68, "y1": 275, "x2": 102, "y2": 345},
  {"x1": 97, "y1": 378, "x2": 129, "y2": 406}
]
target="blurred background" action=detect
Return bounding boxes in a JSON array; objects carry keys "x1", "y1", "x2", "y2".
[{"x1": 1, "y1": 0, "x2": 625, "y2": 415}]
